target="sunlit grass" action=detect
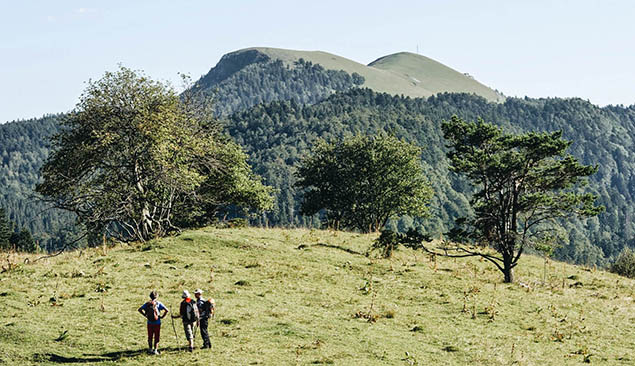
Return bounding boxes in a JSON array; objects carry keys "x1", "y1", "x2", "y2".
[{"x1": 0, "y1": 227, "x2": 633, "y2": 365}]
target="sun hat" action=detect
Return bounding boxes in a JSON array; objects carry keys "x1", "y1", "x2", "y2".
[
  {"x1": 194, "y1": 289, "x2": 203, "y2": 294},
  {"x1": 182, "y1": 290, "x2": 190, "y2": 298}
]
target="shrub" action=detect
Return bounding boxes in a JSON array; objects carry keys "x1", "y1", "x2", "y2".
[
  {"x1": 610, "y1": 247, "x2": 635, "y2": 279},
  {"x1": 371, "y1": 230, "x2": 400, "y2": 258}
]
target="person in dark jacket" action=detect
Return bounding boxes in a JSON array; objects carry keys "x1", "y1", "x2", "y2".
[
  {"x1": 194, "y1": 289, "x2": 215, "y2": 349},
  {"x1": 171, "y1": 290, "x2": 199, "y2": 352}
]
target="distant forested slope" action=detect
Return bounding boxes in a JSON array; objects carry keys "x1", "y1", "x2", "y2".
[
  {"x1": 0, "y1": 115, "x2": 77, "y2": 249},
  {"x1": 188, "y1": 49, "x2": 365, "y2": 116},
  {"x1": 225, "y1": 89, "x2": 635, "y2": 265}
]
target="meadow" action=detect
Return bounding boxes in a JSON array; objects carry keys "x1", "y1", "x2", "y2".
[{"x1": 0, "y1": 227, "x2": 633, "y2": 365}]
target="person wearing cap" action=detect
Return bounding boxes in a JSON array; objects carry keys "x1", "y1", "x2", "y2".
[
  {"x1": 137, "y1": 290, "x2": 169, "y2": 355},
  {"x1": 194, "y1": 289, "x2": 215, "y2": 349},
  {"x1": 171, "y1": 290, "x2": 199, "y2": 352}
]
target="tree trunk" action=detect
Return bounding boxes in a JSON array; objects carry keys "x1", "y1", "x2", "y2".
[
  {"x1": 503, "y1": 256, "x2": 514, "y2": 283},
  {"x1": 503, "y1": 267, "x2": 514, "y2": 283},
  {"x1": 141, "y1": 205, "x2": 152, "y2": 241}
]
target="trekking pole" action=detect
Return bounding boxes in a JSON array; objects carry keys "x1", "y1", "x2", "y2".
[
  {"x1": 171, "y1": 305, "x2": 178, "y2": 348},
  {"x1": 171, "y1": 316, "x2": 178, "y2": 342}
]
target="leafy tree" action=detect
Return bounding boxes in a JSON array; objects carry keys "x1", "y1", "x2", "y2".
[
  {"x1": 440, "y1": 116, "x2": 603, "y2": 282},
  {"x1": 37, "y1": 66, "x2": 272, "y2": 243},
  {"x1": 174, "y1": 135, "x2": 274, "y2": 227},
  {"x1": 295, "y1": 134, "x2": 433, "y2": 232}
]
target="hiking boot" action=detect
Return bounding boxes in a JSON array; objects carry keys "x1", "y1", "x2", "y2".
[
  {"x1": 147, "y1": 349, "x2": 154, "y2": 355},
  {"x1": 188, "y1": 347, "x2": 193, "y2": 352},
  {"x1": 153, "y1": 349, "x2": 160, "y2": 355}
]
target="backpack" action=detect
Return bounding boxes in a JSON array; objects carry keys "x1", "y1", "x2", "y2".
[
  {"x1": 199, "y1": 298, "x2": 215, "y2": 318},
  {"x1": 207, "y1": 299, "x2": 215, "y2": 318},
  {"x1": 145, "y1": 300, "x2": 159, "y2": 322},
  {"x1": 183, "y1": 300, "x2": 199, "y2": 322}
]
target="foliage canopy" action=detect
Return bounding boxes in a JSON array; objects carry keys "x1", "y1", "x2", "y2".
[
  {"x1": 296, "y1": 134, "x2": 433, "y2": 232},
  {"x1": 36, "y1": 67, "x2": 272, "y2": 242}
]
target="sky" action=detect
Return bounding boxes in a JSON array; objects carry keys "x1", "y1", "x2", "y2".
[{"x1": 1, "y1": 0, "x2": 634, "y2": 123}]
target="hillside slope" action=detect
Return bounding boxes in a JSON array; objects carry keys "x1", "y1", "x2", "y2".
[
  {"x1": 0, "y1": 228, "x2": 633, "y2": 365},
  {"x1": 368, "y1": 51, "x2": 502, "y2": 100}
]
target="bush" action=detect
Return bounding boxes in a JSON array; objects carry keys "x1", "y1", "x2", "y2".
[
  {"x1": 610, "y1": 247, "x2": 635, "y2": 279},
  {"x1": 370, "y1": 229, "x2": 431, "y2": 258},
  {"x1": 371, "y1": 230, "x2": 400, "y2": 258}
]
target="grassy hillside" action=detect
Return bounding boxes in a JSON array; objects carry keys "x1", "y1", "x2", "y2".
[
  {"x1": 1, "y1": 227, "x2": 633, "y2": 365},
  {"x1": 368, "y1": 52, "x2": 503, "y2": 101},
  {"x1": 225, "y1": 47, "x2": 504, "y2": 102}
]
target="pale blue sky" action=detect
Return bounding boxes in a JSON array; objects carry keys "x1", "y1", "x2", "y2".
[{"x1": 1, "y1": 1, "x2": 634, "y2": 123}]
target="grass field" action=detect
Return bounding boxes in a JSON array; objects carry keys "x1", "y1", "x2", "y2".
[{"x1": 0, "y1": 227, "x2": 633, "y2": 365}]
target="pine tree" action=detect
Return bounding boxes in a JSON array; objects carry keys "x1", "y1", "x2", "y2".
[{"x1": 0, "y1": 208, "x2": 13, "y2": 250}]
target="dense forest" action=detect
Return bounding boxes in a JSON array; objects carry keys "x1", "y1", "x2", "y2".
[
  {"x1": 224, "y1": 89, "x2": 634, "y2": 266},
  {"x1": 0, "y1": 115, "x2": 78, "y2": 250},
  {"x1": 1, "y1": 67, "x2": 633, "y2": 266}
]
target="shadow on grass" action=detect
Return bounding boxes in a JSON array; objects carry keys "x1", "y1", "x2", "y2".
[
  {"x1": 312, "y1": 242, "x2": 363, "y2": 255},
  {"x1": 34, "y1": 346, "x2": 189, "y2": 363}
]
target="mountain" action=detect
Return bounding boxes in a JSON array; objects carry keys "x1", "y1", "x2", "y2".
[
  {"x1": 250, "y1": 47, "x2": 503, "y2": 100},
  {"x1": 189, "y1": 47, "x2": 503, "y2": 115}
]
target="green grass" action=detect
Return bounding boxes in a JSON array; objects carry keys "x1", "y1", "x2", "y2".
[
  {"x1": 239, "y1": 47, "x2": 504, "y2": 102},
  {"x1": 1, "y1": 227, "x2": 633, "y2": 365}
]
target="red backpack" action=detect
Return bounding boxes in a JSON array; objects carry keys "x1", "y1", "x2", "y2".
[{"x1": 145, "y1": 300, "x2": 159, "y2": 321}]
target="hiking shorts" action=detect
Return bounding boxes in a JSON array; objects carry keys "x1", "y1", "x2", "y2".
[
  {"x1": 147, "y1": 323, "x2": 160, "y2": 343},
  {"x1": 183, "y1": 322, "x2": 194, "y2": 340}
]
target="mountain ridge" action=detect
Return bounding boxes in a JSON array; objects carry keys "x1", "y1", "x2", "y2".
[{"x1": 198, "y1": 47, "x2": 504, "y2": 103}]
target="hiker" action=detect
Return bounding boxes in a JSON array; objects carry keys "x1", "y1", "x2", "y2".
[
  {"x1": 138, "y1": 290, "x2": 169, "y2": 355},
  {"x1": 194, "y1": 289, "x2": 216, "y2": 349},
  {"x1": 172, "y1": 290, "x2": 199, "y2": 351}
]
